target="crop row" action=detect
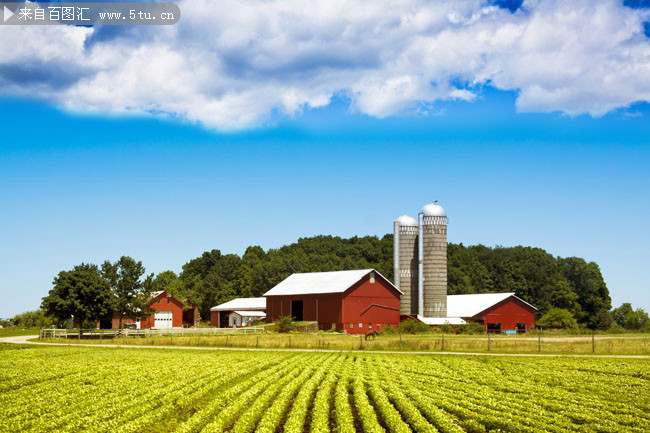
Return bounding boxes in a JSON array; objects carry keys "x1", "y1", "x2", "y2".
[{"x1": 1, "y1": 346, "x2": 648, "y2": 433}]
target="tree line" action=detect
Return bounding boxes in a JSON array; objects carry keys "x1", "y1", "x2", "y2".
[{"x1": 5, "y1": 234, "x2": 646, "y2": 331}]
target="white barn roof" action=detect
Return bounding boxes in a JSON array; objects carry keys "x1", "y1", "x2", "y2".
[
  {"x1": 263, "y1": 269, "x2": 402, "y2": 296},
  {"x1": 417, "y1": 316, "x2": 466, "y2": 325},
  {"x1": 447, "y1": 293, "x2": 536, "y2": 318},
  {"x1": 210, "y1": 297, "x2": 266, "y2": 311},
  {"x1": 230, "y1": 310, "x2": 266, "y2": 318}
]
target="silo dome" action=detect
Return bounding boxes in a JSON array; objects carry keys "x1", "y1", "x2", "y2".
[
  {"x1": 421, "y1": 203, "x2": 446, "y2": 217},
  {"x1": 395, "y1": 215, "x2": 418, "y2": 226}
]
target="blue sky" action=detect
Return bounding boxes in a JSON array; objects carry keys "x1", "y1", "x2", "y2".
[
  {"x1": 1, "y1": 0, "x2": 650, "y2": 317},
  {"x1": 1, "y1": 88, "x2": 649, "y2": 317}
]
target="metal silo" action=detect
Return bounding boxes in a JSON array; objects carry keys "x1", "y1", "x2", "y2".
[
  {"x1": 394, "y1": 215, "x2": 419, "y2": 316},
  {"x1": 418, "y1": 202, "x2": 447, "y2": 318}
]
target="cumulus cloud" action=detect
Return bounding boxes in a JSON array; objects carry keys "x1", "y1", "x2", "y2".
[{"x1": 0, "y1": 0, "x2": 649, "y2": 129}]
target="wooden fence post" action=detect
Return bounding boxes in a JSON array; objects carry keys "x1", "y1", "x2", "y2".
[
  {"x1": 592, "y1": 330, "x2": 595, "y2": 353},
  {"x1": 538, "y1": 328, "x2": 542, "y2": 353},
  {"x1": 488, "y1": 332, "x2": 491, "y2": 351},
  {"x1": 442, "y1": 334, "x2": 445, "y2": 351}
]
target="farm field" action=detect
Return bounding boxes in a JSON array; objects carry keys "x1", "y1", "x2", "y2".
[
  {"x1": 1, "y1": 344, "x2": 649, "y2": 432},
  {"x1": 0, "y1": 327, "x2": 41, "y2": 337},
  {"x1": 37, "y1": 331, "x2": 650, "y2": 355}
]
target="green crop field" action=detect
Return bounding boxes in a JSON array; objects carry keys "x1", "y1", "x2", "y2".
[{"x1": 1, "y1": 344, "x2": 648, "y2": 433}]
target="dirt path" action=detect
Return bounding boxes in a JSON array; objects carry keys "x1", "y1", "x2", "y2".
[{"x1": 2, "y1": 335, "x2": 649, "y2": 359}]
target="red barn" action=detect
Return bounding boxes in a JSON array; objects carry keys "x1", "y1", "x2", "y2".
[
  {"x1": 264, "y1": 269, "x2": 402, "y2": 334},
  {"x1": 109, "y1": 291, "x2": 194, "y2": 329},
  {"x1": 446, "y1": 293, "x2": 537, "y2": 333}
]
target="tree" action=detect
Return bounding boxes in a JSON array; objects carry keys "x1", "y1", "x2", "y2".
[
  {"x1": 102, "y1": 257, "x2": 154, "y2": 329},
  {"x1": 537, "y1": 308, "x2": 579, "y2": 331},
  {"x1": 173, "y1": 235, "x2": 613, "y2": 328},
  {"x1": 10, "y1": 310, "x2": 56, "y2": 328},
  {"x1": 41, "y1": 263, "x2": 113, "y2": 335},
  {"x1": 559, "y1": 258, "x2": 612, "y2": 329},
  {"x1": 151, "y1": 271, "x2": 182, "y2": 295},
  {"x1": 611, "y1": 303, "x2": 650, "y2": 330}
]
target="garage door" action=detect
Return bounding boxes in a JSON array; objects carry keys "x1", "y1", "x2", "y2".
[{"x1": 154, "y1": 311, "x2": 173, "y2": 329}]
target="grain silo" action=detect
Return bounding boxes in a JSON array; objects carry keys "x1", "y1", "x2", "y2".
[
  {"x1": 418, "y1": 202, "x2": 447, "y2": 318},
  {"x1": 393, "y1": 215, "x2": 419, "y2": 316}
]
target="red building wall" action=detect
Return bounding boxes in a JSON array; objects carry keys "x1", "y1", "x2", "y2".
[
  {"x1": 210, "y1": 311, "x2": 219, "y2": 327},
  {"x1": 140, "y1": 294, "x2": 184, "y2": 328},
  {"x1": 475, "y1": 297, "x2": 536, "y2": 333},
  {"x1": 266, "y1": 293, "x2": 343, "y2": 330},
  {"x1": 342, "y1": 276, "x2": 400, "y2": 334},
  {"x1": 265, "y1": 273, "x2": 401, "y2": 334}
]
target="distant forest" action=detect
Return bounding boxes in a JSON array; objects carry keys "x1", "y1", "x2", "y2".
[{"x1": 155, "y1": 234, "x2": 613, "y2": 329}]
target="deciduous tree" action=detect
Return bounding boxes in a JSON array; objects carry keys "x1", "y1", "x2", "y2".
[{"x1": 41, "y1": 263, "x2": 113, "y2": 335}]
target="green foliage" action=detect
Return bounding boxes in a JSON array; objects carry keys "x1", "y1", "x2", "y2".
[
  {"x1": 611, "y1": 303, "x2": 650, "y2": 331},
  {"x1": 537, "y1": 308, "x2": 579, "y2": 331},
  {"x1": 456, "y1": 322, "x2": 486, "y2": 335},
  {"x1": 2, "y1": 347, "x2": 649, "y2": 433},
  {"x1": 558, "y1": 257, "x2": 612, "y2": 329},
  {"x1": 448, "y1": 244, "x2": 612, "y2": 329},
  {"x1": 41, "y1": 236, "x2": 610, "y2": 330},
  {"x1": 177, "y1": 235, "x2": 394, "y2": 319},
  {"x1": 397, "y1": 319, "x2": 431, "y2": 334},
  {"x1": 41, "y1": 263, "x2": 114, "y2": 328},
  {"x1": 379, "y1": 324, "x2": 395, "y2": 335},
  {"x1": 9, "y1": 310, "x2": 56, "y2": 328},
  {"x1": 102, "y1": 256, "x2": 154, "y2": 328},
  {"x1": 276, "y1": 315, "x2": 294, "y2": 333},
  {"x1": 151, "y1": 270, "x2": 182, "y2": 295}
]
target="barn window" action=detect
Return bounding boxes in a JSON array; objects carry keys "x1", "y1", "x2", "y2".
[
  {"x1": 369, "y1": 323, "x2": 372, "y2": 328},
  {"x1": 157, "y1": 299, "x2": 161, "y2": 304},
  {"x1": 349, "y1": 323, "x2": 353, "y2": 329},
  {"x1": 167, "y1": 298, "x2": 170, "y2": 304},
  {"x1": 359, "y1": 323, "x2": 362, "y2": 328},
  {"x1": 369, "y1": 272, "x2": 375, "y2": 283},
  {"x1": 487, "y1": 323, "x2": 501, "y2": 334}
]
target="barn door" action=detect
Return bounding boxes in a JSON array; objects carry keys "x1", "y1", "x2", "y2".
[
  {"x1": 291, "y1": 300, "x2": 303, "y2": 322},
  {"x1": 154, "y1": 311, "x2": 172, "y2": 329}
]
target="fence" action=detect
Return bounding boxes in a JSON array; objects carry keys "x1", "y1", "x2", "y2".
[{"x1": 39, "y1": 327, "x2": 265, "y2": 340}]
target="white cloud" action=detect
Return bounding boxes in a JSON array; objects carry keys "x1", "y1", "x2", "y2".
[{"x1": 0, "y1": 0, "x2": 649, "y2": 129}]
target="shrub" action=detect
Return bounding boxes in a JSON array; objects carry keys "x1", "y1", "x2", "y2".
[
  {"x1": 456, "y1": 322, "x2": 485, "y2": 335},
  {"x1": 276, "y1": 316, "x2": 295, "y2": 333},
  {"x1": 379, "y1": 324, "x2": 395, "y2": 335},
  {"x1": 537, "y1": 308, "x2": 579, "y2": 331},
  {"x1": 398, "y1": 319, "x2": 431, "y2": 334}
]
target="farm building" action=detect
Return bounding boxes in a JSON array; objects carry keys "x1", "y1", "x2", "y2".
[
  {"x1": 80, "y1": 291, "x2": 198, "y2": 329},
  {"x1": 227, "y1": 310, "x2": 266, "y2": 327},
  {"x1": 210, "y1": 297, "x2": 266, "y2": 328},
  {"x1": 112, "y1": 291, "x2": 198, "y2": 329},
  {"x1": 395, "y1": 202, "x2": 537, "y2": 333},
  {"x1": 448, "y1": 293, "x2": 536, "y2": 333},
  {"x1": 264, "y1": 269, "x2": 402, "y2": 334}
]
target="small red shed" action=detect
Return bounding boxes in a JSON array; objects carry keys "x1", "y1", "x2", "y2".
[
  {"x1": 447, "y1": 293, "x2": 537, "y2": 333},
  {"x1": 264, "y1": 269, "x2": 402, "y2": 334}
]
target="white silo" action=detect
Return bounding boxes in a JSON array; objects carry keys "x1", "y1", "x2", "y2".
[
  {"x1": 394, "y1": 215, "x2": 419, "y2": 315},
  {"x1": 418, "y1": 202, "x2": 448, "y2": 318}
]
